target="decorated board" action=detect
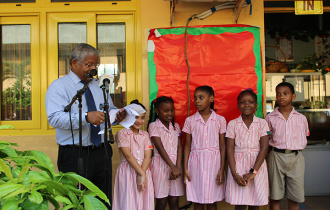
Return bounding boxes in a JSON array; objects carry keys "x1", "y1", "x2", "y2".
[{"x1": 148, "y1": 24, "x2": 263, "y2": 133}]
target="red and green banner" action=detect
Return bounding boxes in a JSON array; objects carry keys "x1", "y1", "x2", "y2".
[{"x1": 148, "y1": 24, "x2": 263, "y2": 130}]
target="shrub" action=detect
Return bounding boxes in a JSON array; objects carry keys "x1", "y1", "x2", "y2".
[{"x1": 0, "y1": 125, "x2": 109, "y2": 210}]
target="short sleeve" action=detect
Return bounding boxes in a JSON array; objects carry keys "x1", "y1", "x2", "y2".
[
  {"x1": 175, "y1": 123, "x2": 182, "y2": 137},
  {"x1": 303, "y1": 116, "x2": 310, "y2": 136},
  {"x1": 115, "y1": 130, "x2": 130, "y2": 148},
  {"x1": 182, "y1": 117, "x2": 191, "y2": 134},
  {"x1": 144, "y1": 133, "x2": 154, "y2": 151},
  {"x1": 265, "y1": 114, "x2": 273, "y2": 131},
  {"x1": 148, "y1": 122, "x2": 160, "y2": 137},
  {"x1": 219, "y1": 116, "x2": 227, "y2": 134},
  {"x1": 260, "y1": 119, "x2": 270, "y2": 137},
  {"x1": 225, "y1": 120, "x2": 236, "y2": 139}
]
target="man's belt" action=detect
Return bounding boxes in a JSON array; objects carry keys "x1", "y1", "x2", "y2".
[{"x1": 269, "y1": 146, "x2": 301, "y2": 154}]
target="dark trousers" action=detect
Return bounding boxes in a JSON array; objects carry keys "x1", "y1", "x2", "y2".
[{"x1": 58, "y1": 144, "x2": 113, "y2": 209}]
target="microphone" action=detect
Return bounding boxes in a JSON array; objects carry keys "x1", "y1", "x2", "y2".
[
  {"x1": 99, "y1": 74, "x2": 113, "y2": 93},
  {"x1": 86, "y1": 69, "x2": 97, "y2": 78}
]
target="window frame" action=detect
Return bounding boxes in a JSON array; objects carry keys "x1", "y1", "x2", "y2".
[
  {"x1": 0, "y1": 16, "x2": 41, "y2": 129},
  {"x1": 0, "y1": 0, "x2": 44, "y2": 8},
  {"x1": 46, "y1": 0, "x2": 137, "y2": 9},
  {"x1": 47, "y1": 13, "x2": 137, "y2": 132}
]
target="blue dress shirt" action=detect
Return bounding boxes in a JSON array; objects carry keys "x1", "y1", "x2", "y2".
[{"x1": 45, "y1": 70, "x2": 117, "y2": 146}]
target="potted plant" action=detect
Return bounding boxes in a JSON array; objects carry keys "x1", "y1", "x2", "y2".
[{"x1": 0, "y1": 125, "x2": 109, "y2": 209}]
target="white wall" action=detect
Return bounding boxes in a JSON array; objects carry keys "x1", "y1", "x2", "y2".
[{"x1": 303, "y1": 145, "x2": 330, "y2": 196}]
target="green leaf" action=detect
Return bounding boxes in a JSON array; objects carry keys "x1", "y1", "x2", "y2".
[
  {"x1": 9, "y1": 156, "x2": 29, "y2": 166},
  {"x1": 45, "y1": 195, "x2": 60, "y2": 210},
  {"x1": 83, "y1": 190, "x2": 97, "y2": 197},
  {"x1": 24, "y1": 171, "x2": 51, "y2": 183},
  {"x1": 33, "y1": 185, "x2": 47, "y2": 191},
  {"x1": 0, "y1": 158, "x2": 13, "y2": 181},
  {"x1": 64, "y1": 184, "x2": 84, "y2": 195},
  {"x1": 54, "y1": 195, "x2": 73, "y2": 205},
  {"x1": 55, "y1": 174, "x2": 77, "y2": 186},
  {"x1": 17, "y1": 164, "x2": 32, "y2": 182},
  {"x1": 0, "y1": 183, "x2": 23, "y2": 199},
  {"x1": 2, "y1": 184, "x2": 31, "y2": 200},
  {"x1": 0, "y1": 125, "x2": 16, "y2": 130},
  {"x1": 0, "y1": 197, "x2": 21, "y2": 210},
  {"x1": 61, "y1": 204, "x2": 75, "y2": 210},
  {"x1": 83, "y1": 195, "x2": 108, "y2": 210},
  {"x1": 64, "y1": 173, "x2": 109, "y2": 204},
  {"x1": 28, "y1": 190, "x2": 43, "y2": 204},
  {"x1": 21, "y1": 199, "x2": 49, "y2": 210},
  {"x1": 30, "y1": 165, "x2": 54, "y2": 180},
  {"x1": 29, "y1": 151, "x2": 55, "y2": 177},
  {"x1": 0, "y1": 140, "x2": 14, "y2": 145},
  {"x1": 68, "y1": 191, "x2": 79, "y2": 206},
  {"x1": 42, "y1": 181, "x2": 69, "y2": 196},
  {"x1": 0, "y1": 145, "x2": 18, "y2": 158}
]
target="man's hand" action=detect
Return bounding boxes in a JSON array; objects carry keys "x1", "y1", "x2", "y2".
[
  {"x1": 115, "y1": 108, "x2": 127, "y2": 123},
  {"x1": 87, "y1": 111, "x2": 105, "y2": 125}
]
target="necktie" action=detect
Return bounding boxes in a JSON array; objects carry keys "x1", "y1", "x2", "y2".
[{"x1": 80, "y1": 80, "x2": 101, "y2": 146}]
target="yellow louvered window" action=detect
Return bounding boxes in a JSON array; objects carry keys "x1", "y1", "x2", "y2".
[
  {"x1": 97, "y1": 23, "x2": 126, "y2": 107},
  {"x1": 1, "y1": 25, "x2": 31, "y2": 121},
  {"x1": 0, "y1": 16, "x2": 40, "y2": 129},
  {"x1": 58, "y1": 23, "x2": 87, "y2": 77}
]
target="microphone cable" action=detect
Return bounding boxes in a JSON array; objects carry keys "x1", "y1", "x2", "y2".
[{"x1": 184, "y1": 0, "x2": 253, "y2": 117}]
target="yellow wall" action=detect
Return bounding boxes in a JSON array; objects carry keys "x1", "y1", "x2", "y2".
[
  {"x1": 141, "y1": 0, "x2": 266, "y2": 115},
  {"x1": 141, "y1": 1, "x2": 266, "y2": 209},
  {"x1": 2, "y1": 0, "x2": 267, "y2": 209}
]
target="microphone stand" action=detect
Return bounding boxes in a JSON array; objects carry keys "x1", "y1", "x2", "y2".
[
  {"x1": 99, "y1": 85, "x2": 114, "y2": 206},
  {"x1": 64, "y1": 77, "x2": 93, "y2": 186}
]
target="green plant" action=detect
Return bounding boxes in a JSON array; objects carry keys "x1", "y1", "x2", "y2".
[
  {"x1": 0, "y1": 125, "x2": 109, "y2": 210},
  {"x1": 296, "y1": 54, "x2": 319, "y2": 70},
  {"x1": 296, "y1": 54, "x2": 328, "y2": 75},
  {"x1": 2, "y1": 59, "x2": 32, "y2": 120}
]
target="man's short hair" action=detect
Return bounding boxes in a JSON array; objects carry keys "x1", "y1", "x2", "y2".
[{"x1": 70, "y1": 43, "x2": 99, "y2": 68}]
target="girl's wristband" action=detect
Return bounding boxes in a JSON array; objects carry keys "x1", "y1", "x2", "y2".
[{"x1": 233, "y1": 173, "x2": 239, "y2": 179}]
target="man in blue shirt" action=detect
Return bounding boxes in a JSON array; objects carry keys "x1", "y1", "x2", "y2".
[{"x1": 45, "y1": 43, "x2": 125, "y2": 209}]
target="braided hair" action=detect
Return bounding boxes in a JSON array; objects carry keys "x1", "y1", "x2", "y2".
[
  {"x1": 195, "y1": 85, "x2": 216, "y2": 111},
  {"x1": 237, "y1": 88, "x2": 257, "y2": 103},
  {"x1": 147, "y1": 96, "x2": 176, "y2": 130}
]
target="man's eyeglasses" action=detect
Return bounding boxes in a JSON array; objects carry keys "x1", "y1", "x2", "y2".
[{"x1": 78, "y1": 60, "x2": 100, "y2": 68}]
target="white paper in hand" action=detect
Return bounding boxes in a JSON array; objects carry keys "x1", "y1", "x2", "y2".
[
  {"x1": 109, "y1": 109, "x2": 120, "y2": 125},
  {"x1": 109, "y1": 107, "x2": 140, "y2": 129},
  {"x1": 98, "y1": 129, "x2": 105, "y2": 135},
  {"x1": 120, "y1": 107, "x2": 139, "y2": 129}
]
